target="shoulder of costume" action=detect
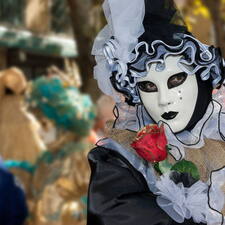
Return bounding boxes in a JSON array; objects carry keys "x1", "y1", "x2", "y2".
[{"x1": 88, "y1": 145, "x2": 136, "y2": 169}]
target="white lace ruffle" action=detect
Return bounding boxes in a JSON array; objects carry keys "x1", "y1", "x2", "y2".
[
  {"x1": 92, "y1": 0, "x2": 145, "y2": 102},
  {"x1": 156, "y1": 174, "x2": 208, "y2": 223},
  {"x1": 156, "y1": 171, "x2": 225, "y2": 224}
]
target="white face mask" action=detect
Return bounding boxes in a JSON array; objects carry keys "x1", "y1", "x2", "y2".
[{"x1": 137, "y1": 55, "x2": 198, "y2": 133}]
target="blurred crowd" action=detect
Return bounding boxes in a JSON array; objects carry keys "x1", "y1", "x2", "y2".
[{"x1": 0, "y1": 65, "x2": 115, "y2": 225}]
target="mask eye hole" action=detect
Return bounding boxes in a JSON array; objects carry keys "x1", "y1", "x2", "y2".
[
  {"x1": 137, "y1": 81, "x2": 158, "y2": 93},
  {"x1": 168, "y1": 72, "x2": 187, "y2": 89}
]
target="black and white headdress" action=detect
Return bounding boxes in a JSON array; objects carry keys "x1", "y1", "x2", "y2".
[{"x1": 93, "y1": 0, "x2": 225, "y2": 105}]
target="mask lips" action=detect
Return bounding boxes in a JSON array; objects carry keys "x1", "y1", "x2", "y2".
[{"x1": 161, "y1": 111, "x2": 179, "y2": 120}]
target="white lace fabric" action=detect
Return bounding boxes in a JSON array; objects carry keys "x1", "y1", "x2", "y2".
[
  {"x1": 92, "y1": 0, "x2": 145, "y2": 102},
  {"x1": 156, "y1": 172, "x2": 225, "y2": 224}
]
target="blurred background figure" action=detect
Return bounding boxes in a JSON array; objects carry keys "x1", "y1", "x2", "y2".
[
  {"x1": 94, "y1": 95, "x2": 115, "y2": 138},
  {"x1": 26, "y1": 71, "x2": 96, "y2": 225},
  {"x1": 0, "y1": 68, "x2": 45, "y2": 209},
  {"x1": 0, "y1": 67, "x2": 45, "y2": 163},
  {"x1": 0, "y1": 0, "x2": 225, "y2": 224}
]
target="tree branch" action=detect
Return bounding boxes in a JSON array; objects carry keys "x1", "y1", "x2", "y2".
[{"x1": 66, "y1": 0, "x2": 103, "y2": 99}]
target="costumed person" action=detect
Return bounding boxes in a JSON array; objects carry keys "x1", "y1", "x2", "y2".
[
  {"x1": 88, "y1": 0, "x2": 225, "y2": 224},
  {"x1": 27, "y1": 74, "x2": 96, "y2": 225},
  {"x1": 0, "y1": 67, "x2": 46, "y2": 211},
  {"x1": 0, "y1": 67, "x2": 45, "y2": 163}
]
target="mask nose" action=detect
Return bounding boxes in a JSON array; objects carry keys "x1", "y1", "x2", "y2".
[{"x1": 158, "y1": 88, "x2": 173, "y2": 107}]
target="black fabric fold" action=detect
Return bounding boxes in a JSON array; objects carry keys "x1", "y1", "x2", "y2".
[{"x1": 139, "y1": 0, "x2": 188, "y2": 46}]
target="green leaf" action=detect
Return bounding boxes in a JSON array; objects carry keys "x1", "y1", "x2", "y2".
[
  {"x1": 159, "y1": 159, "x2": 173, "y2": 174},
  {"x1": 154, "y1": 159, "x2": 173, "y2": 174},
  {"x1": 171, "y1": 160, "x2": 200, "y2": 180},
  {"x1": 166, "y1": 145, "x2": 172, "y2": 152}
]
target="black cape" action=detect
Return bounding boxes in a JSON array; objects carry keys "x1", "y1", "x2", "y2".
[{"x1": 87, "y1": 146, "x2": 205, "y2": 225}]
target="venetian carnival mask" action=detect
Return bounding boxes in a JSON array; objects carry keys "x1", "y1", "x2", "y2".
[{"x1": 137, "y1": 55, "x2": 198, "y2": 133}]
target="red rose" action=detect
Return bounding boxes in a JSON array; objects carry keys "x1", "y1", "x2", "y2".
[{"x1": 131, "y1": 124, "x2": 168, "y2": 163}]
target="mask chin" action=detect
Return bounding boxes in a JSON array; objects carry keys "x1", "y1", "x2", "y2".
[{"x1": 184, "y1": 73, "x2": 213, "y2": 131}]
